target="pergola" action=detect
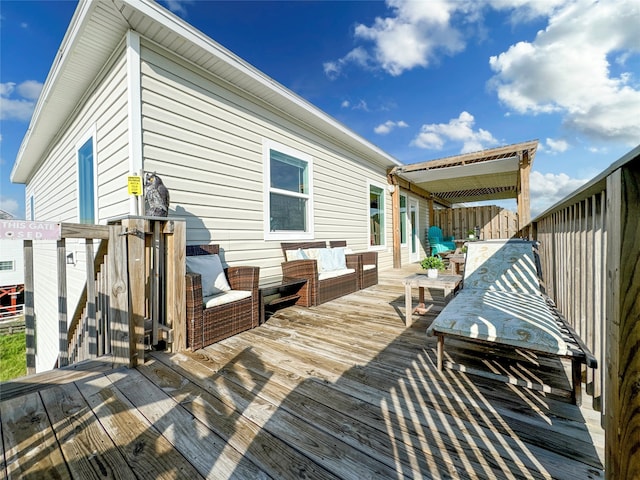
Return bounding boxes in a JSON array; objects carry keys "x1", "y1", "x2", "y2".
[{"x1": 387, "y1": 140, "x2": 538, "y2": 267}]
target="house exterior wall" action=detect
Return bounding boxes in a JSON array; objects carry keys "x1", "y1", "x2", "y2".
[
  {"x1": 139, "y1": 40, "x2": 397, "y2": 281},
  {"x1": 24, "y1": 47, "x2": 130, "y2": 372},
  {"x1": 0, "y1": 240, "x2": 24, "y2": 287}
]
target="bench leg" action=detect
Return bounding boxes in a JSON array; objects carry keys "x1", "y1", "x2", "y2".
[
  {"x1": 571, "y1": 359, "x2": 582, "y2": 406},
  {"x1": 436, "y1": 335, "x2": 444, "y2": 371}
]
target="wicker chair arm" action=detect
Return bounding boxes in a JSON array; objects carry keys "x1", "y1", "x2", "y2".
[
  {"x1": 281, "y1": 260, "x2": 317, "y2": 307},
  {"x1": 185, "y1": 272, "x2": 204, "y2": 319},
  {"x1": 226, "y1": 266, "x2": 260, "y2": 292},
  {"x1": 359, "y1": 251, "x2": 378, "y2": 266},
  {"x1": 345, "y1": 253, "x2": 362, "y2": 271}
]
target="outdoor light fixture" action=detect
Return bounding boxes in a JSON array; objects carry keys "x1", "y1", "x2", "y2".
[{"x1": 66, "y1": 252, "x2": 76, "y2": 265}]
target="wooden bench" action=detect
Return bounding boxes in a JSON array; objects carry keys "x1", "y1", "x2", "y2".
[{"x1": 426, "y1": 240, "x2": 597, "y2": 405}]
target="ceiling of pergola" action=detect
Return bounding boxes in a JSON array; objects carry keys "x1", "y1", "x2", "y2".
[{"x1": 390, "y1": 140, "x2": 538, "y2": 204}]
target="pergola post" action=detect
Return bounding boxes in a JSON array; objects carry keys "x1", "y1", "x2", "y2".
[{"x1": 517, "y1": 150, "x2": 532, "y2": 229}]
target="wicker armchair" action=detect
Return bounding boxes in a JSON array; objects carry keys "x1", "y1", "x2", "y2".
[
  {"x1": 329, "y1": 240, "x2": 378, "y2": 289},
  {"x1": 280, "y1": 241, "x2": 359, "y2": 306},
  {"x1": 185, "y1": 245, "x2": 260, "y2": 350}
]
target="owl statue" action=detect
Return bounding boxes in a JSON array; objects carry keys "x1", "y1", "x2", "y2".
[{"x1": 144, "y1": 172, "x2": 170, "y2": 217}]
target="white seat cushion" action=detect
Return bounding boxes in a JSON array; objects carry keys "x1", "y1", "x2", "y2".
[
  {"x1": 427, "y1": 289, "x2": 568, "y2": 356},
  {"x1": 203, "y1": 290, "x2": 251, "y2": 308},
  {"x1": 318, "y1": 268, "x2": 355, "y2": 281},
  {"x1": 363, "y1": 264, "x2": 376, "y2": 271}
]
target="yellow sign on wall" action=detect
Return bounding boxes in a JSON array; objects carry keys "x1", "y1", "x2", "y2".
[{"x1": 128, "y1": 176, "x2": 143, "y2": 196}]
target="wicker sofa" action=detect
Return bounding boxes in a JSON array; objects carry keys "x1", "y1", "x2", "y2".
[
  {"x1": 185, "y1": 245, "x2": 260, "y2": 350},
  {"x1": 280, "y1": 241, "x2": 359, "y2": 306},
  {"x1": 329, "y1": 240, "x2": 378, "y2": 289}
]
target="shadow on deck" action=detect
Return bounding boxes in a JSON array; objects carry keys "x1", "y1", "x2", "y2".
[{"x1": 0, "y1": 265, "x2": 604, "y2": 479}]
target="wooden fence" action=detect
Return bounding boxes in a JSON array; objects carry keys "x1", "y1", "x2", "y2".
[
  {"x1": 433, "y1": 205, "x2": 518, "y2": 241},
  {"x1": 23, "y1": 218, "x2": 186, "y2": 374},
  {"x1": 524, "y1": 146, "x2": 640, "y2": 479}
]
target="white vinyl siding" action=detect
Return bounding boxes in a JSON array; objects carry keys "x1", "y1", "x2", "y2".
[
  {"x1": 24, "y1": 47, "x2": 130, "y2": 372},
  {"x1": 139, "y1": 39, "x2": 395, "y2": 279}
]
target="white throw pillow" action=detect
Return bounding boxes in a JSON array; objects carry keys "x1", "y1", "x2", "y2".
[
  {"x1": 186, "y1": 254, "x2": 231, "y2": 296},
  {"x1": 331, "y1": 247, "x2": 347, "y2": 270},
  {"x1": 316, "y1": 248, "x2": 337, "y2": 272},
  {"x1": 285, "y1": 248, "x2": 308, "y2": 261}
]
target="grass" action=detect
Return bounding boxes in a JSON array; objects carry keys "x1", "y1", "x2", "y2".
[{"x1": 0, "y1": 331, "x2": 27, "y2": 381}]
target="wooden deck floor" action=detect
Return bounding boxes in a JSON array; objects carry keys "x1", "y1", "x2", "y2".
[{"x1": 0, "y1": 265, "x2": 604, "y2": 479}]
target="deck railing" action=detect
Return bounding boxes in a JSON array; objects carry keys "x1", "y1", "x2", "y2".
[
  {"x1": 524, "y1": 146, "x2": 640, "y2": 478},
  {"x1": 23, "y1": 217, "x2": 186, "y2": 374}
]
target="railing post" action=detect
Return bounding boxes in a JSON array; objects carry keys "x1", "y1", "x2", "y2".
[
  {"x1": 56, "y1": 239, "x2": 69, "y2": 367},
  {"x1": 23, "y1": 240, "x2": 35, "y2": 375},
  {"x1": 165, "y1": 220, "x2": 186, "y2": 351},
  {"x1": 85, "y1": 239, "x2": 97, "y2": 358},
  {"x1": 123, "y1": 217, "x2": 146, "y2": 367},
  {"x1": 605, "y1": 161, "x2": 640, "y2": 479},
  {"x1": 108, "y1": 224, "x2": 131, "y2": 367}
]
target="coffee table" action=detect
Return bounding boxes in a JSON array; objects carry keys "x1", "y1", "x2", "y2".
[{"x1": 403, "y1": 273, "x2": 462, "y2": 326}]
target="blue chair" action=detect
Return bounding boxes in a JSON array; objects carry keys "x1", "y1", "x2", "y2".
[{"x1": 428, "y1": 226, "x2": 456, "y2": 256}]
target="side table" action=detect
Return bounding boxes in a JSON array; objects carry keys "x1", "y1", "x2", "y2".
[
  {"x1": 402, "y1": 273, "x2": 462, "y2": 326},
  {"x1": 259, "y1": 278, "x2": 308, "y2": 324}
]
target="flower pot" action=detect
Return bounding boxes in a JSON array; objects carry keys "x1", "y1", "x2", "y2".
[
  {"x1": 468, "y1": 234, "x2": 475, "y2": 240},
  {"x1": 427, "y1": 268, "x2": 438, "y2": 278}
]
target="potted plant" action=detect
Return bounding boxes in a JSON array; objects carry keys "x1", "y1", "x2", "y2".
[
  {"x1": 421, "y1": 256, "x2": 446, "y2": 278},
  {"x1": 467, "y1": 229, "x2": 475, "y2": 240}
]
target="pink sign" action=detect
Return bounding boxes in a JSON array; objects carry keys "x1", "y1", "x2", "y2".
[{"x1": 0, "y1": 220, "x2": 61, "y2": 240}]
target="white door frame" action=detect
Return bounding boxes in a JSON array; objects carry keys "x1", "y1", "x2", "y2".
[{"x1": 409, "y1": 199, "x2": 420, "y2": 263}]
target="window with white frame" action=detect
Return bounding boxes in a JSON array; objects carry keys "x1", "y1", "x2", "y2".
[
  {"x1": 368, "y1": 182, "x2": 385, "y2": 248},
  {"x1": 263, "y1": 140, "x2": 314, "y2": 240},
  {"x1": 400, "y1": 193, "x2": 407, "y2": 245},
  {"x1": 77, "y1": 129, "x2": 97, "y2": 224},
  {"x1": 0, "y1": 261, "x2": 14, "y2": 271}
]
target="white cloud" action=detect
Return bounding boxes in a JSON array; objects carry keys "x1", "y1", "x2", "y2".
[
  {"x1": 529, "y1": 170, "x2": 589, "y2": 217},
  {"x1": 374, "y1": 120, "x2": 409, "y2": 135},
  {"x1": 0, "y1": 80, "x2": 43, "y2": 121},
  {"x1": 487, "y1": 0, "x2": 568, "y2": 23},
  {"x1": 325, "y1": 0, "x2": 468, "y2": 78},
  {"x1": 0, "y1": 197, "x2": 20, "y2": 217},
  {"x1": 489, "y1": 0, "x2": 640, "y2": 145},
  {"x1": 544, "y1": 137, "x2": 569, "y2": 153},
  {"x1": 411, "y1": 111, "x2": 499, "y2": 153},
  {"x1": 161, "y1": 0, "x2": 193, "y2": 16},
  {"x1": 17, "y1": 80, "x2": 42, "y2": 100},
  {"x1": 352, "y1": 100, "x2": 370, "y2": 112},
  {"x1": 324, "y1": 47, "x2": 370, "y2": 80}
]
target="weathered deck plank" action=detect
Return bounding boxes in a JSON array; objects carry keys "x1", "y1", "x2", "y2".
[
  {"x1": 75, "y1": 372, "x2": 205, "y2": 479},
  {"x1": 39, "y1": 382, "x2": 135, "y2": 479},
  {"x1": 0, "y1": 265, "x2": 604, "y2": 479},
  {"x1": 1, "y1": 391, "x2": 71, "y2": 479}
]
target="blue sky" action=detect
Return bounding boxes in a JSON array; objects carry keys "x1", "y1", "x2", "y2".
[{"x1": 1, "y1": 0, "x2": 639, "y2": 219}]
